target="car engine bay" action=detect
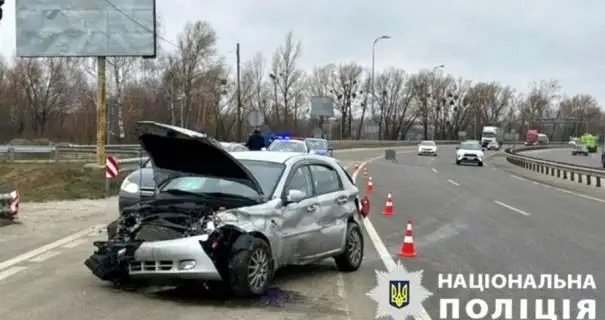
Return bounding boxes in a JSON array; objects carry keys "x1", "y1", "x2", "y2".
[{"x1": 84, "y1": 199, "x2": 257, "y2": 285}]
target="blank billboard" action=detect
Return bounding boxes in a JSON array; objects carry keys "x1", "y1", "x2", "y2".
[{"x1": 16, "y1": 0, "x2": 157, "y2": 57}]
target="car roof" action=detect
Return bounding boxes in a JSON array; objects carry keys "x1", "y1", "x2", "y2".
[
  {"x1": 462, "y1": 140, "x2": 480, "y2": 143},
  {"x1": 305, "y1": 138, "x2": 327, "y2": 141},
  {"x1": 420, "y1": 140, "x2": 435, "y2": 143}
]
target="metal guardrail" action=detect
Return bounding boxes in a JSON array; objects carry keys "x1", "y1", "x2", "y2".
[{"x1": 504, "y1": 143, "x2": 605, "y2": 188}]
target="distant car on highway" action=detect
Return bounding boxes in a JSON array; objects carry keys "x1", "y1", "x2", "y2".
[
  {"x1": 455, "y1": 140, "x2": 485, "y2": 166},
  {"x1": 486, "y1": 140, "x2": 500, "y2": 151},
  {"x1": 571, "y1": 142, "x2": 589, "y2": 156},
  {"x1": 569, "y1": 137, "x2": 579, "y2": 147},
  {"x1": 417, "y1": 140, "x2": 438, "y2": 156},
  {"x1": 304, "y1": 138, "x2": 334, "y2": 157},
  {"x1": 118, "y1": 142, "x2": 248, "y2": 212}
]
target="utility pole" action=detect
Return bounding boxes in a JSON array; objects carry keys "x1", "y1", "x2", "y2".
[
  {"x1": 236, "y1": 43, "x2": 242, "y2": 141},
  {"x1": 96, "y1": 57, "x2": 107, "y2": 166}
]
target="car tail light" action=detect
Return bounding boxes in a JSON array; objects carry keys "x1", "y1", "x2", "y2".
[{"x1": 360, "y1": 196, "x2": 370, "y2": 217}]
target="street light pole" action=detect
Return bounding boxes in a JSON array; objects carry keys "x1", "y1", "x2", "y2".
[
  {"x1": 371, "y1": 35, "x2": 390, "y2": 140},
  {"x1": 429, "y1": 64, "x2": 445, "y2": 140}
]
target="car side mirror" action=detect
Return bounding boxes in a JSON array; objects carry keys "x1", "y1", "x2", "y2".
[
  {"x1": 482, "y1": 148, "x2": 486, "y2": 151},
  {"x1": 455, "y1": 147, "x2": 459, "y2": 150},
  {"x1": 284, "y1": 189, "x2": 305, "y2": 204},
  {"x1": 328, "y1": 147, "x2": 333, "y2": 151}
]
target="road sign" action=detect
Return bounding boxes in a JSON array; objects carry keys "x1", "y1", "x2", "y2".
[
  {"x1": 310, "y1": 96, "x2": 334, "y2": 117},
  {"x1": 247, "y1": 110, "x2": 264, "y2": 127},
  {"x1": 105, "y1": 155, "x2": 120, "y2": 178}
]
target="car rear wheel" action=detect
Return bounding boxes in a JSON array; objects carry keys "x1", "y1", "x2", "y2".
[
  {"x1": 228, "y1": 237, "x2": 273, "y2": 297},
  {"x1": 455, "y1": 160, "x2": 460, "y2": 165},
  {"x1": 335, "y1": 222, "x2": 363, "y2": 271},
  {"x1": 478, "y1": 162, "x2": 483, "y2": 167}
]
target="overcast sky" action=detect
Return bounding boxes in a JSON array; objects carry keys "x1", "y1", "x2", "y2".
[{"x1": 1, "y1": 0, "x2": 604, "y2": 103}]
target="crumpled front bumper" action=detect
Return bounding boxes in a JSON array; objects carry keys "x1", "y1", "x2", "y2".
[
  {"x1": 0, "y1": 191, "x2": 19, "y2": 219},
  {"x1": 127, "y1": 235, "x2": 222, "y2": 281}
]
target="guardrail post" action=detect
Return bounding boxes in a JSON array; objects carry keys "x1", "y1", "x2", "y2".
[
  {"x1": 563, "y1": 170, "x2": 567, "y2": 179},
  {"x1": 557, "y1": 168, "x2": 560, "y2": 178},
  {"x1": 578, "y1": 173, "x2": 583, "y2": 184},
  {"x1": 586, "y1": 175, "x2": 591, "y2": 186},
  {"x1": 540, "y1": 165, "x2": 544, "y2": 174},
  {"x1": 7, "y1": 147, "x2": 15, "y2": 162},
  {"x1": 570, "y1": 172, "x2": 575, "y2": 182},
  {"x1": 54, "y1": 148, "x2": 60, "y2": 162},
  {"x1": 596, "y1": 177, "x2": 601, "y2": 187}
]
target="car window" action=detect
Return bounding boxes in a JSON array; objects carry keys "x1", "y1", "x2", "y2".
[
  {"x1": 420, "y1": 141, "x2": 435, "y2": 146},
  {"x1": 305, "y1": 139, "x2": 329, "y2": 150},
  {"x1": 159, "y1": 160, "x2": 284, "y2": 198},
  {"x1": 286, "y1": 166, "x2": 313, "y2": 198},
  {"x1": 309, "y1": 164, "x2": 342, "y2": 195},
  {"x1": 268, "y1": 141, "x2": 307, "y2": 152},
  {"x1": 460, "y1": 142, "x2": 482, "y2": 150}
]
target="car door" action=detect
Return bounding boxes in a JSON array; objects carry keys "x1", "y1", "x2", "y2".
[
  {"x1": 280, "y1": 164, "x2": 323, "y2": 262},
  {"x1": 308, "y1": 162, "x2": 351, "y2": 254}
]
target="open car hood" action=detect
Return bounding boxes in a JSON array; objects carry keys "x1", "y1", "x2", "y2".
[{"x1": 136, "y1": 121, "x2": 264, "y2": 197}]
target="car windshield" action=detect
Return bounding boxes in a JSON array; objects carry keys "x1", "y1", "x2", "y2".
[
  {"x1": 460, "y1": 142, "x2": 482, "y2": 150},
  {"x1": 159, "y1": 160, "x2": 284, "y2": 198},
  {"x1": 305, "y1": 139, "x2": 328, "y2": 150},
  {"x1": 420, "y1": 141, "x2": 435, "y2": 146},
  {"x1": 268, "y1": 140, "x2": 306, "y2": 152},
  {"x1": 482, "y1": 132, "x2": 496, "y2": 138}
]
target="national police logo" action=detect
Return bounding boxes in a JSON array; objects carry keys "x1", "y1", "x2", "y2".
[
  {"x1": 389, "y1": 280, "x2": 409, "y2": 309},
  {"x1": 367, "y1": 260, "x2": 433, "y2": 320}
]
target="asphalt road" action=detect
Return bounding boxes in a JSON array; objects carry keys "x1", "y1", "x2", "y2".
[
  {"x1": 0, "y1": 146, "x2": 418, "y2": 320},
  {"x1": 3, "y1": 144, "x2": 602, "y2": 320},
  {"x1": 364, "y1": 147, "x2": 604, "y2": 318},
  {"x1": 522, "y1": 146, "x2": 603, "y2": 168}
]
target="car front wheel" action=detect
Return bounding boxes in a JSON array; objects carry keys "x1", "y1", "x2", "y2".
[
  {"x1": 228, "y1": 237, "x2": 273, "y2": 297},
  {"x1": 334, "y1": 222, "x2": 364, "y2": 271}
]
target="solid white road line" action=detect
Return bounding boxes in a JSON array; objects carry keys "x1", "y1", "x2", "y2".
[
  {"x1": 353, "y1": 156, "x2": 433, "y2": 320},
  {"x1": 431, "y1": 168, "x2": 438, "y2": 173},
  {"x1": 29, "y1": 250, "x2": 61, "y2": 263},
  {"x1": 0, "y1": 266, "x2": 28, "y2": 281},
  {"x1": 447, "y1": 179, "x2": 460, "y2": 186},
  {"x1": 62, "y1": 238, "x2": 88, "y2": 249},
  {"x1": 493, "y1": 200, "x2": 531, "y2": 216},
  {"x1": 0, "y1": 228, "x2": 93, "y2": 271},
  {"x1": 510, "y1": 174, "x2": 527, "y2": 181}
]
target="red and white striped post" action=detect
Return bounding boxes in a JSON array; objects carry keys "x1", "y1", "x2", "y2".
[{"x1": 105, "y1": 155, "x2": 120, "y2": 193}]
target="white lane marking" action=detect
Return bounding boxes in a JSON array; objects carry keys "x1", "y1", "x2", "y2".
[
  {"x1": 447, "y1": 179, "x2": 460, "y2": 186},
  {"x1": 29, "y1": 250, "x2": 61, "y2": 263},
  {"x1": 353, "y1": 156, "x2": 433, "y2": 320},
  {"x1": 62, "y1": 238, "x2": 88, "y2": 249},
  {"x1": 510, "y1": 174, "x2": 527, "y2": 181},
  {"x1": 0, "y1": 266, "x2": 28, "y2": 281},
  {"x1": 493, "y1": 200, "x2": 531, "y2": 216},
  {"x1": 0, "y1": 227, "x2": 94, "y2": 271},
  {"x1": 336, "y1": 274, "x2": 351, "y2": 318},
  {"x1": 510, "y1": 172, "x2": 605, "y2": 205},
  {"x1": 431, "y1": 168, "x2": 438, "y2": 173}
]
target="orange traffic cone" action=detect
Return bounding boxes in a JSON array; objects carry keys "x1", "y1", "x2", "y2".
[
  {"x1": 383, "y1": 193, "x2": 394, "y2": 216},
  {"x1": 363, "y1": 168, "x2": 369, "y2": 179},
  {"x1": 366, "y1": 177, "x2": 375, "y2": 193},
  {"x1": 398, "y1": 220, "x2": 417, "y2": 257}
]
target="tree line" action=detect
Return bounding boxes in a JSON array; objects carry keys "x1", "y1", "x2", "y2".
[{"x1": 0, "y1": 20, "x2": 601, "y2": 145}]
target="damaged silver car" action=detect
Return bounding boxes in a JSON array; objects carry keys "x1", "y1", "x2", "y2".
[{"x1": 85, "y1": 121, "x2": 368, "y2": 297}]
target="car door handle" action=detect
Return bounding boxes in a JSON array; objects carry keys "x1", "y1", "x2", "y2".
[
  {"x1": 307, "y1": 204, "x2": 319, "y2": 212},
  {"x1": 336, "y1": 197, "x2": 348, "y2": 205}
]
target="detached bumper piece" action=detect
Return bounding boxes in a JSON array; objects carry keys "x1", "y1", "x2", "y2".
[
  {"x1": 0, "y1": 191, "x2": 20, "y2": 220},
  {"x1": 84, "y1": 241, "x2": 140, "y2": 282}
]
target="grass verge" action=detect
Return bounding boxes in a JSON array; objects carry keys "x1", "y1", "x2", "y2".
[{"x1": 0, "y1": 163, "x2": 129, "y2": 202}]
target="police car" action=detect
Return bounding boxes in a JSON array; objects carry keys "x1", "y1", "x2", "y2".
[{"x1": 266, "y1": 136, "x2": 334, "y2": 157}]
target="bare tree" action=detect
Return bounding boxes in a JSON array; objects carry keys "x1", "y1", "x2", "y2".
[
  {"x1": 107, "y1": 57, "x2": 137, "y2": 141},
  {"x1": 270, "y1": 31, "x2": 304, "y2": 129}
]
